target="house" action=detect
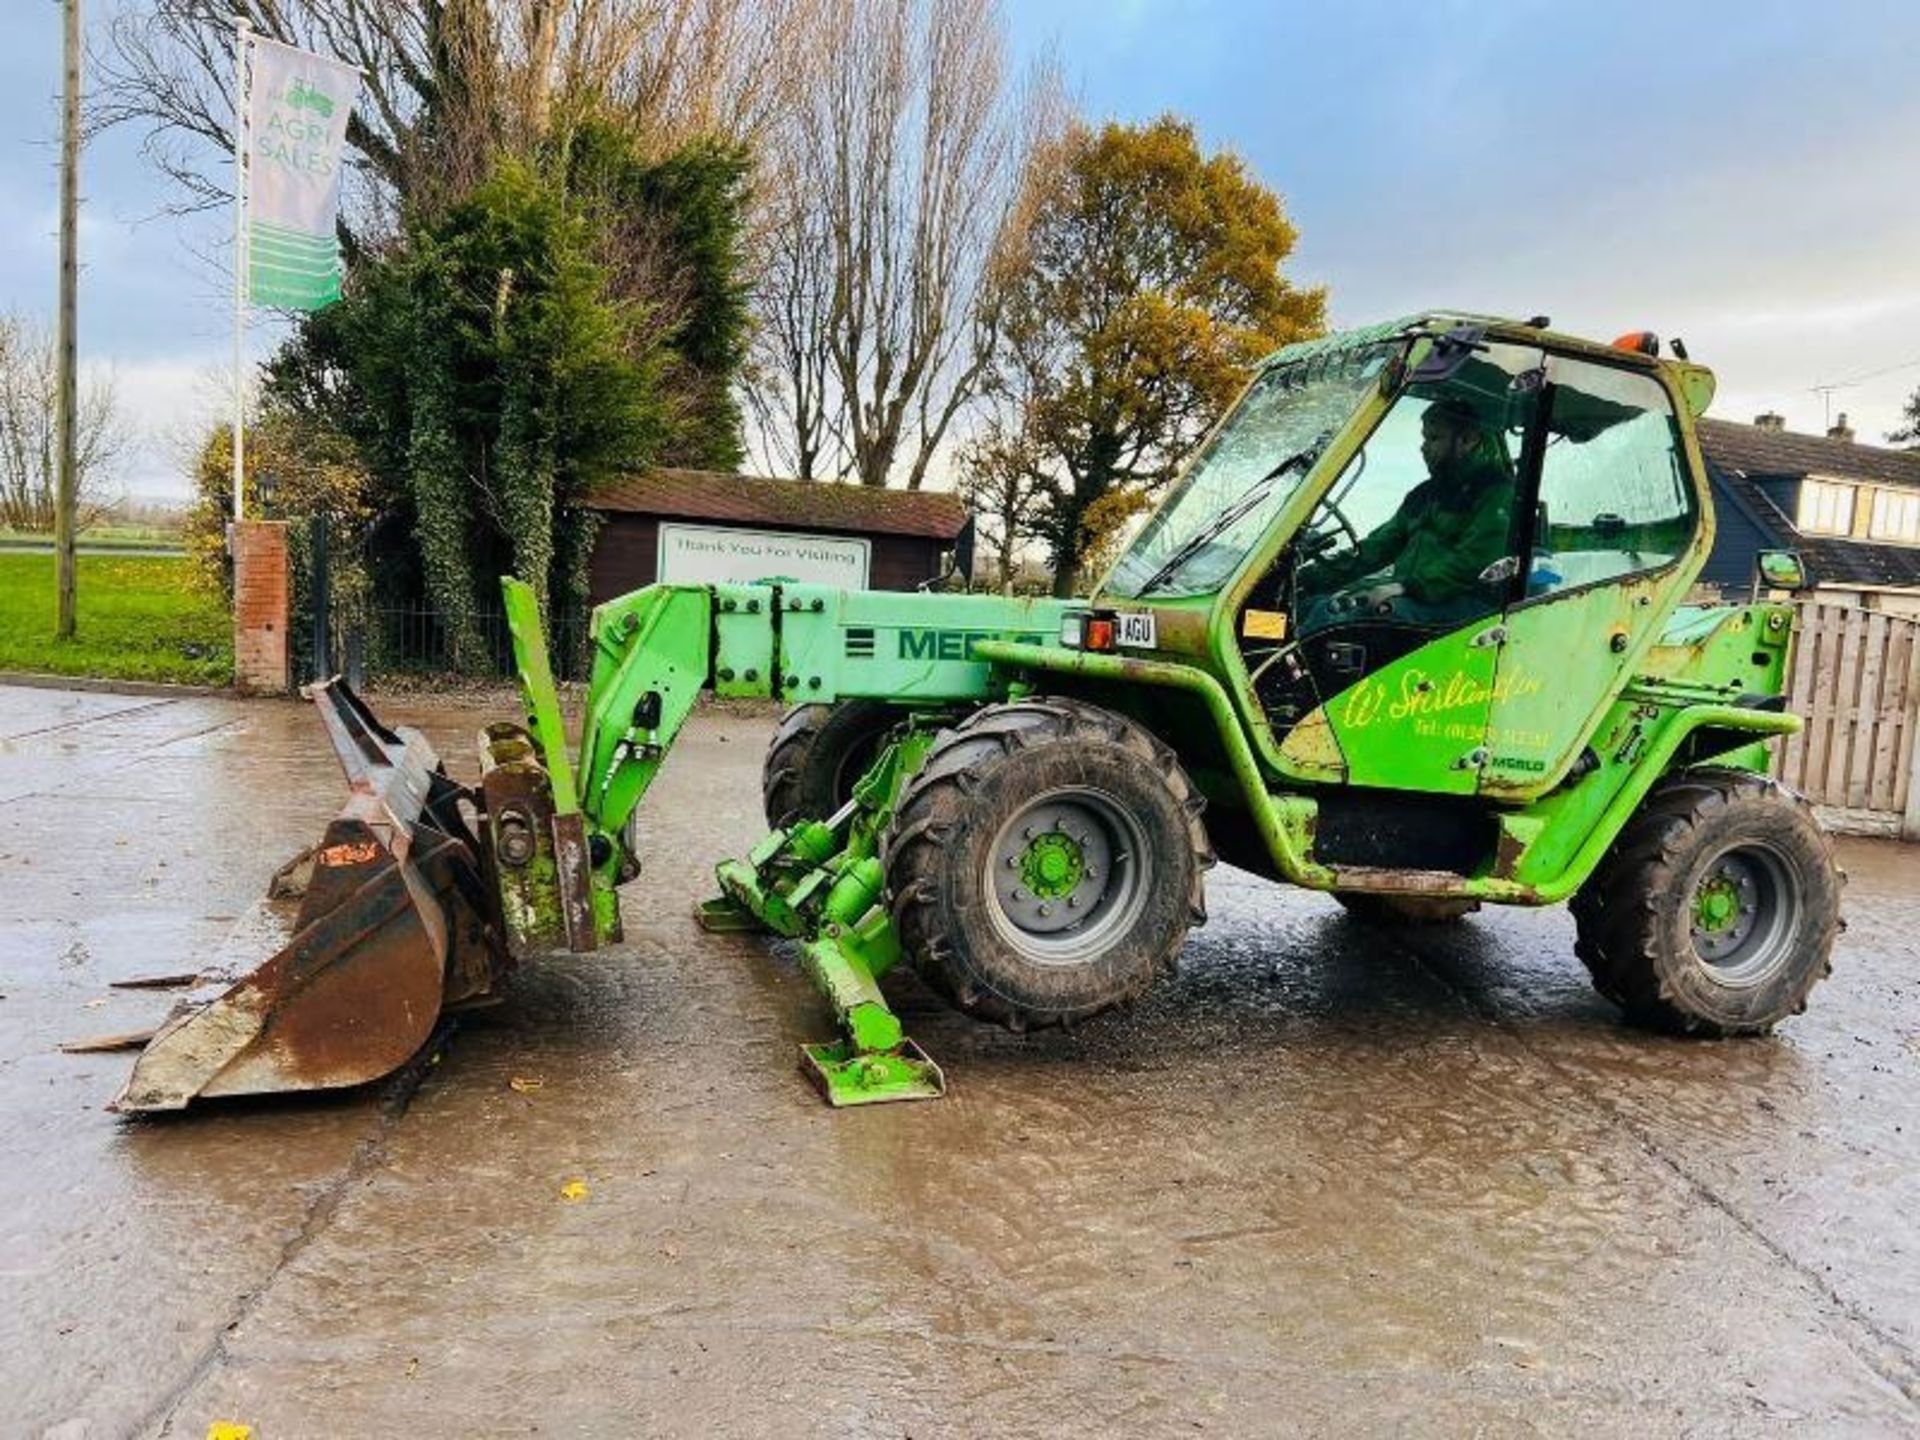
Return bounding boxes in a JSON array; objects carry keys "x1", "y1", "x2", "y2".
[
  {"x1": 585, "y1": 469, "x2": 969, "y2": 605},
  {"x1": 1696, "y1": 412, "x2": 1920, "y2": 615}
]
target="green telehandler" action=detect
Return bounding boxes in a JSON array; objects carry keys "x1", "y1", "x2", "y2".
[{"x1": 114, "y1": 313, "x2": 1841, "y2": 1111}]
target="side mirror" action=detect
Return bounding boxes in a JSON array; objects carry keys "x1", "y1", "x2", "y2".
[
  {"x1": 1756, "y1": 549, "x2": 1807, "y2": 592},
  {"x1": 1477, "y1": 555, "x2": 1521, "y2": 586}
]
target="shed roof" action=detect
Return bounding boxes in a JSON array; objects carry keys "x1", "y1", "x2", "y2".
[{"x1": 587, "y1": 469, "x2": 968, "y2": 541}]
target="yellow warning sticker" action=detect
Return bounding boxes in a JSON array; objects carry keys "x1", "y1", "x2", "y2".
[{"x1": 1242, "y1": 609, "x2": 1288, "y2": 641}]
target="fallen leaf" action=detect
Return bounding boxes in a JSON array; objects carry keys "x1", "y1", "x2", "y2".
[
  {"x1": 60, "y1": 1028, "x2": 157, "y2": 1054},
  {"x1": 405, "y1": 1356, "x2": 419, "y2": 1378},
  {"x1": 207, "y1": 1424, "x2": 252, "y2": 1440},
  {"x1": 559, "y1": 1178, "x2": 589, "y2": 1202},
  {"x1": 509, "y1": 1076, "x2": 544, "y2": 1094}
]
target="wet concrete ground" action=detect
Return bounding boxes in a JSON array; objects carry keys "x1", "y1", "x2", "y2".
[{"x1": 2, "y1": 681, "x2": 1918, "y2": 1438}]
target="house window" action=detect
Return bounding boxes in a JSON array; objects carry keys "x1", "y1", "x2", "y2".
[
  {"x1": 1798, "y1": 479, "x2": 1856, "y2": 536},
  {"x1": 1869, "y1": 488, "x2": 1920, "y2": 544}
]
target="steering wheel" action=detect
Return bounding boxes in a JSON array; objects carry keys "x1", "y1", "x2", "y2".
[
  {"x1": 1317, "y1": 498, "x2": 1363, "y2": 554},
  {"x1": 1297, "y1": 500, "x2": 1362, "y2": 565}
]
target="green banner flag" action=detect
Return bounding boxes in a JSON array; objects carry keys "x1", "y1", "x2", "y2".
[{"x1": 245, "y1": 37, "x2": 359, "y2": 310}]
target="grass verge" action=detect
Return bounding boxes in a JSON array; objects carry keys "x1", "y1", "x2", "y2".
[{"x1": 0, "y1": 552, "x2": 231, "y2": 685}]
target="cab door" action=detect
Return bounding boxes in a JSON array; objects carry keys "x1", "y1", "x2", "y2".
[
  {"x1": 1259, "y1": 341, "x2": 1544, "y2": 793},
  {"x1": 1480, "y1": 355, "x2": 1699, "y2": 796}
]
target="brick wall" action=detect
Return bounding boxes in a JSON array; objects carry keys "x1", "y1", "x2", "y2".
[{"x1": 232, "y1": 520, "x2": 290, "y2": 694}]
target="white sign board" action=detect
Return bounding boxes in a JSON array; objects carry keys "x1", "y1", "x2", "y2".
[{"x1": 657, "y1": 523, "x2": 871, "y2": 588}]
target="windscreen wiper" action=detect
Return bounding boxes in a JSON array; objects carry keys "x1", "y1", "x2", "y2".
[{"x1": 1132, "y1": 437, "x2": 1328, "y2": 599}]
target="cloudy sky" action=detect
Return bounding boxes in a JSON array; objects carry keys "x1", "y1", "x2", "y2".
[{"x1": 7, "y1": 0, "x2": 1920, "y2": 500}]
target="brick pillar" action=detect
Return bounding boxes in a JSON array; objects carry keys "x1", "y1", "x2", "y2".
[{"x1": 232, "y1": 520, "x2": 291, "y2": 695}]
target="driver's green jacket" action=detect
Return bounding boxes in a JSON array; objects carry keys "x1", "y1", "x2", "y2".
[{"x1": 1326, "y1": 466, "x2": 1512, "y2": 604}]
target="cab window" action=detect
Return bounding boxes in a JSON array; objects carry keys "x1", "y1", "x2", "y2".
[
  {"x1": 1527, "y1": 360, "x2": 1695, "y2": 599},
  {"x1": 1291, "y1": 341, "x2": 1540, "y2": 638}
]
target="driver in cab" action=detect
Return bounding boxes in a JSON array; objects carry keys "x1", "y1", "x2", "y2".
[{"x1": 1299, "y1": 398, "x2": 1513, "y2": 628}]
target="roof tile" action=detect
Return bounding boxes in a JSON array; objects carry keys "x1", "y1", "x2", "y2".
[{"x1": 1697, "y1": 417, "x2": 1920, "y2": 489}]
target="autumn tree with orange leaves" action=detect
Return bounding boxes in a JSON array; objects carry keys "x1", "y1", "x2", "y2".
[{"x1": 967, "y1": 116, "x2": 1325, "y2": 595}]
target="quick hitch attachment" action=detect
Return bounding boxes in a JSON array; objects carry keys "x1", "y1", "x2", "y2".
[{"x1": 700, "y1": 727, "x2": 944, "y2": 1106}]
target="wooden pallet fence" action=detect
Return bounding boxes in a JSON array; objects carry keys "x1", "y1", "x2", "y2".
[{"x1": 1775, "y1": 601, "x2": 1920, "y2": 838}]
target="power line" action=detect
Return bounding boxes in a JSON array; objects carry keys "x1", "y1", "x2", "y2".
[
  {"x1": 1809, "y1": 354, "x2": 1920, "y2": 394},
  {"x1": 1807, "y1": 355, "x2": 1920, "y2": 428}
]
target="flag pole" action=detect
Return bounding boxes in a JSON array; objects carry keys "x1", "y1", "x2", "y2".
[
  {"x1": 55, "y1": 0, "x2": 81, "y2": 639},
  {"x1": 231, "y1": 14, "x2": 251, "y2": 524}
]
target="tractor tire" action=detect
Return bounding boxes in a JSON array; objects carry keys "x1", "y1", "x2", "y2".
[
  {"x1": 884, "y1": 698, "x2": 1213, "y2": 1031},
  {"x1": 761, "y1": 699, "x2": 906, "y2": 829},
  {"x1": 1570, "y1": 768, "x2": 1841, "y2": 1035},
  {"x1": 1334, "y1": 894, "x2": 1480, "y2": 925}
]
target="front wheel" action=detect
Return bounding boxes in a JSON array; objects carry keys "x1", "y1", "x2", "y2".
[
  {"x1": 761, "y1": 699, "x2": 907, "y2": 830},
  {"x1": 1570, "y1": 769, "x2": 1841, "y2": 1035},
  {"x1": 884, "y1": 698, "x2": 1214, "y2": 1031}
]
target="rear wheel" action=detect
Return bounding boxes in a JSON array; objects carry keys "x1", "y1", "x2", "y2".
[
  {"x1": 1334, "y1": 894, "x2": 1479, "y2": 925},
  {"x1": 885, "y1": 698, "x2": 1213, "y2": 1030},
  {"x1": 1571, "y1": 769, "x2": 1841, "y2": 1034},
  {"x1": 761, "y1": 699, "x2": 906, "y2": 829}
]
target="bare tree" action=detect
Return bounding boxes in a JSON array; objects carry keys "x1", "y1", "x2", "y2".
[
  {"x1": 97, "y1": 0, "x2": 1057, "y2": 492},
  {"x1": 747, "y1": 0, "x2": 1060, "y2": 488},
  {"x1": 744, "y1": 136, "x2": 842, "y2": 482},
  {"x1": 92, "y1": 0, "x2": 820, "y2": 234},
  {"x1": 0, "y1": 314, "x2": 128, "y2": 532},
  {"x1": 957, "y1": 424, "x2": 1048, "y2": 592}
]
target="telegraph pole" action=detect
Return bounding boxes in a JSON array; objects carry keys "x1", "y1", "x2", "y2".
[{"x1": 54, "y1": 0, "x2": 81, "y2": 640}]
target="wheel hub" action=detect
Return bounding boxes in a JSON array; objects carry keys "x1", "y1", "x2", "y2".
[
  {"x1": 1693, "y1": 874, "x2": 1742, "y2": 934},
  {"x1": 1688, "y1": 847, "x2": 1792, "y2": 980},
  {"x1": 988, "y1": 789, "x2": 1144, "y2": 956},
  {"x1": 1020, "y1": 831, "x2": 1085, "y2": 899}
]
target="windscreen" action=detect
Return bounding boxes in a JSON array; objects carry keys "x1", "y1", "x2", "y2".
[{"x1": 1103, "y1": 344, "x2": 1398, "y2": 600}]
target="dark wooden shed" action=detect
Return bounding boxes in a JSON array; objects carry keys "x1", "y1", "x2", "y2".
[{"x1": 586, "y1": 469, "x2": 969, "y2": 603}]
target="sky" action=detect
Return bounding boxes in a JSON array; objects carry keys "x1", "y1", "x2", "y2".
[{"x1": 7, "y1": 0, "x2": 1920, "y2": 502}]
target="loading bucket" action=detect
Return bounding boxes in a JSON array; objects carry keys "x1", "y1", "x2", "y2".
[{"x1": 113, "y1": 683, "x2": 508, "y2": 1113}]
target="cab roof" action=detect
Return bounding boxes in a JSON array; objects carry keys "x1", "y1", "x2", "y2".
[{"x1": 1258, "y1": 311, "x2": 1716, "y2": 416}]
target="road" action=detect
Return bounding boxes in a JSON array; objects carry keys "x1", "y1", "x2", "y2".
[{"x1": 2, "y1": 683, "x2": 1917, "y2": 1437}]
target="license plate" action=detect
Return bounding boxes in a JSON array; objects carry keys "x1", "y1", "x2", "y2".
[{"x1": 1115, "y1": 611, "x2": 1156, "y2": 649}]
